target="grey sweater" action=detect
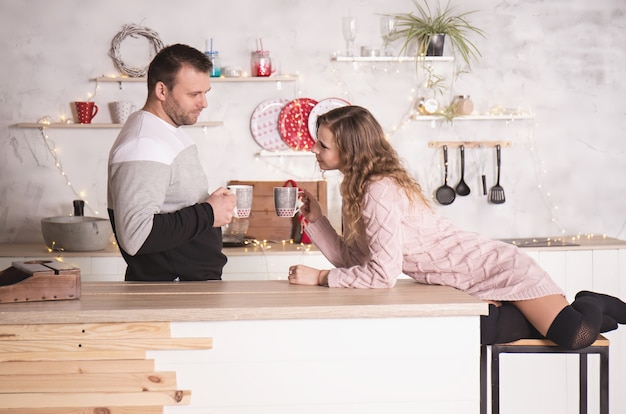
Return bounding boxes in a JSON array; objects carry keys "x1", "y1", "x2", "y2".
[{"x1": 107, "y1": 111, "x2": 226, "y2": 281}]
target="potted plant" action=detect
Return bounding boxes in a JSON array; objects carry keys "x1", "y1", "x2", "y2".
[{"x1": 390, "y1": 0, "x2": 484, "y2": 68}]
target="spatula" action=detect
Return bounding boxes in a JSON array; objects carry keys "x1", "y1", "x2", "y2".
[{"x1": 489, "y1": 144, "x2": 505, "y2": 204}]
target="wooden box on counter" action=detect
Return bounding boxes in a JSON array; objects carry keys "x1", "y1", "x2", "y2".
[
  {"x1": 0, "y1": 260, "x2": 80, "y2": 303},
  {"x1": 228, "y1": 180, "x2": 327, "y2": 242}
]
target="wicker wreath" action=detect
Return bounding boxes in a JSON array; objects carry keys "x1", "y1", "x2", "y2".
[{"x1": 109, "y1": 24, "x2": 164, "y2": 77}]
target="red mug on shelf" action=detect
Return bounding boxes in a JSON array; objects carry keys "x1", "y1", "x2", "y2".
[{"x1": 75, "y1": 101, "x2": 98, "y2": 124}]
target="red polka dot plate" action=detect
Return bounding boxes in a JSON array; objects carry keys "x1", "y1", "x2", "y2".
[{"x1": 278, "y1": 98, "x2": 318, "y2": 151}]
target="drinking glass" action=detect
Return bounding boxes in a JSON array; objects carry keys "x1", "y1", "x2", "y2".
[
  {"x1": 342, "y1": 17, "x2": 357, "y2": 56},
  {"x1": 380, "y1": 16, "x2": 397, "y2": 56}
]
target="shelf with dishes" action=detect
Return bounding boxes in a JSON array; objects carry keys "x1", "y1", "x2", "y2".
[
  {"x1": 256, "y1": 149, "x2": 315, "y2": 157},
  {"x1": 331, "y1": 55, "x2": 454, "y2": 63},
  {"x1": 13, "y1": 121, "x2": 223, "y2": 129},
  {"x1": 94, "y1": 75, "x2": 298, "y2": 85},
  {"x1": 411, "y1": 114, "x2": 534, "y2": 122}
]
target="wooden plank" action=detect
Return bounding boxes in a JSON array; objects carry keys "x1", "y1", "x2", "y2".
[
  {"x1": 500, "y1": 334, "x2": 609, "y2": 347},
  {"x1": 0, "y1": 322, "x2": 171, "y2": 341},
  {"x1": 0, "y1": 350, "x2": 146, "y2": 362},
  {"x1": 0, "y1": 390, "x2": 190, "y2": 408},
  {"x1": 0, "y1": 337, "x2": 212, "y2": 353},
  {"x1": 0, "y1": 371, "x2": 178, "y2": 393},
  {"x1": 0, "y1": 359, "x2": 155, "y2": 375},
  {"x1": 0, "y1": 407, "x2": 163, "y2": 414}
]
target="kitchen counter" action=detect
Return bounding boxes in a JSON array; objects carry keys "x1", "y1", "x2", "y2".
[
  {"x1": 0, "y1": 241, "x2": 330, "y2": 282},
  {"x1": 0, "y1": 235, "x2": 625, "y2": 258},
  {"x1": 0, "y1": 279, "x2": 487, "y2": 325},
  {"x1": 0, "y1": 280, "x2": 487, "y2": 413},
  {"x1": 2, "y1": 239, "x2": 625, "y2": 413},
  {"x1": 0, "y1": 240, "x2": 319, "y2": 257}
]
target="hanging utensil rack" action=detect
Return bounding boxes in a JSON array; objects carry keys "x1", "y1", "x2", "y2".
[{"x1": 427, "y1": 140, "x2": 512, "y2": 149}]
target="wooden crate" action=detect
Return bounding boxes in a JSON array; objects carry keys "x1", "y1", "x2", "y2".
[
  {"x1": 0, "y1": 260, "x2": 80, "y2": 304},
  {"x1": 228, "y1": 180, "x2": 327, "y2": 242}
]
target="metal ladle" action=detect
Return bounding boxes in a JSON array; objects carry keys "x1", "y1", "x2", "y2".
[
  {"x1": 455, "y1": 145, "x2": 470, "y2": 196},
  {"x1": 435, "y1": 145, "x2": 456, "y2": 205}
]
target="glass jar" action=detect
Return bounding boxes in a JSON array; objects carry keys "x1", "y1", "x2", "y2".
[
  {"x1": 205, "y1": 51, "x2": 221, "y2": 77},
  {"x1": 415, "y1": 97, "x2": 439, "y2": 115},
  {"x1": 251, "y1": 50, "x2": 272, "y2": 77},
  {"x1": 453, "y1": 95, "x2": 474, "y2": 116}
]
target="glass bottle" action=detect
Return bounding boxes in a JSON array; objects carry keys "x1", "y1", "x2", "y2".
[
  {"x1": 206, "y1": 51, "x2": 221, "y2": 78},
  {"x1": 251, "y1": 50, "x2": 272, "y2": 77}
]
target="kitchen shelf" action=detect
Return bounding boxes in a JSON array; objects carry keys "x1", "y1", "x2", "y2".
[
  {"x1": 14, "y1": 121, "x2": 223, "y2": 129},
  {"x1": 331, "y1": 55, "x2": 454, "y2": 63},
  {"x1": 94, "y1": 75, "x2": 298, "y2": 84},
  {"x1": 412, "y1": 114, "x2": 534, "y2": 122},
  {"x1": 256, "y1": 150, "x2": 314, "y2": 157}
]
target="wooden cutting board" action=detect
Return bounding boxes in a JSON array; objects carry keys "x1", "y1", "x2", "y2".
[{"x1": 227, "y1": 180, "x2": 327, "y2": 242}]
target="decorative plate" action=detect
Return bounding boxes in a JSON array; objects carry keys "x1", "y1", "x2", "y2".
[
  {"x1": 307, "y1": 97, "x2": 351, "y2": 140},
  {"x1": 278, "y1": 98, "x2": 318, "y2": 150},
  {"x1": 250, "y1": 99, "x2": 291, "y2": 151}
]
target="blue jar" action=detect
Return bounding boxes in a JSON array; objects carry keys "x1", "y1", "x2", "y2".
[{"x1": 206, "y1": 51, "x2": 221, "y2": 77}]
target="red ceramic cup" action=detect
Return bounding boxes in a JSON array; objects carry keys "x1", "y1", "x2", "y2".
[{"x1": 75, "y1": 101, "x2": 98, "y2": 124}]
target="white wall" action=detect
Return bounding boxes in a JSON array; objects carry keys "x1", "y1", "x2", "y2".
[{"x1": 1, "y1": 0, "x2": 625, "y2": 243}]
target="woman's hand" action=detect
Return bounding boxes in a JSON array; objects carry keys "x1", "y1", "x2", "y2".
[
  {"x1": 299, "y1": 188, "x2": 323, "y2": 223},
  {"x1": 287, "y1": 265, "x2": 328, "y2": 286}
]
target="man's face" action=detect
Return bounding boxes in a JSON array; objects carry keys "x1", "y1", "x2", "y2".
[{"x1": 161, "y1": 64, "x2": 211, "y2": 126}]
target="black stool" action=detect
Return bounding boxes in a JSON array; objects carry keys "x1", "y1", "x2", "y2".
[{"x1": 480, "y1": 334, "x2": 609, "y2": 414}]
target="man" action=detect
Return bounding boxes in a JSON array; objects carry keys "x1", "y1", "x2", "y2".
[{"x1": 107, "y1": 43, "x2": 236, "y2": 281}]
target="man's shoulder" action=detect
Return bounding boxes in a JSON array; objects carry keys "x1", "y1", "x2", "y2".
[{"x1": 110, "y1": 112, "x2": 193, "y2": 164}]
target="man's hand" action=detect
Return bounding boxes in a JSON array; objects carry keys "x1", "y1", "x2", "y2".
[{"x1": 206, "y1": 187, "x2": 236, "y2": 227}]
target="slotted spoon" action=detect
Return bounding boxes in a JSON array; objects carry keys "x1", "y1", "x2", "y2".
[
  {"x1": 489, "y1": 145, "x2": 506, "y2": 204},
  {"x1": 435, "y1": 145, "x2": 456, "y2": 205}
]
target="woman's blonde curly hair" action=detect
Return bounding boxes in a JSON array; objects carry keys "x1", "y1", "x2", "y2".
[{"x1": 316, "y1": 106, "x2": 431, "y2": 243}]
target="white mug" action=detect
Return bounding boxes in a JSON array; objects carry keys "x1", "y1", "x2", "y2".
[
  {"x1": 274, "y1": 187, "x2": 301, "y2": 217},
  {"x1": 228, "y1": 185, "x2": 253, "y2": 218},
  {"x1": 111, "y1": 101, "x2": 135, "y2": 124}
]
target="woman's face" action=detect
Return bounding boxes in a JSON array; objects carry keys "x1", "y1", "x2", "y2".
[{"x1": 312, "y1": 124, "x2": 342, "y2": 171}]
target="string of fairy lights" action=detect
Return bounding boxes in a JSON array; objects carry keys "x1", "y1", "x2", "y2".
[
  {"x1": 35, "y1": 78, "x2": 104, "y2": 216},
  {"x1": 38, "y1": 127, "x2": 100, "y2": 217},
  {"x1": 35, "y1": 57, "x2": 600, "y2": 240}
]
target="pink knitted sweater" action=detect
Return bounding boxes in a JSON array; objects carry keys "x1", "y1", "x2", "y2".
[{"x1": 305, "y1": 178, "x2": 564, "y2": 301}]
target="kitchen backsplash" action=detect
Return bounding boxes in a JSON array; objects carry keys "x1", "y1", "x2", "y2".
[{"x1": 0, "y1": 0, "x2": 624, "y2": 243}]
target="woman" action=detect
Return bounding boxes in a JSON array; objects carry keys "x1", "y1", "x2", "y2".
[{"x1": 288, "y1": 105, "x2": 625, "y2": 350}]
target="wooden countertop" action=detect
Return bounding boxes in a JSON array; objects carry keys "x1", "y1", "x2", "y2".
[{"x1": 0, "y1": 280, "x2": 487, "y2": 325}]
